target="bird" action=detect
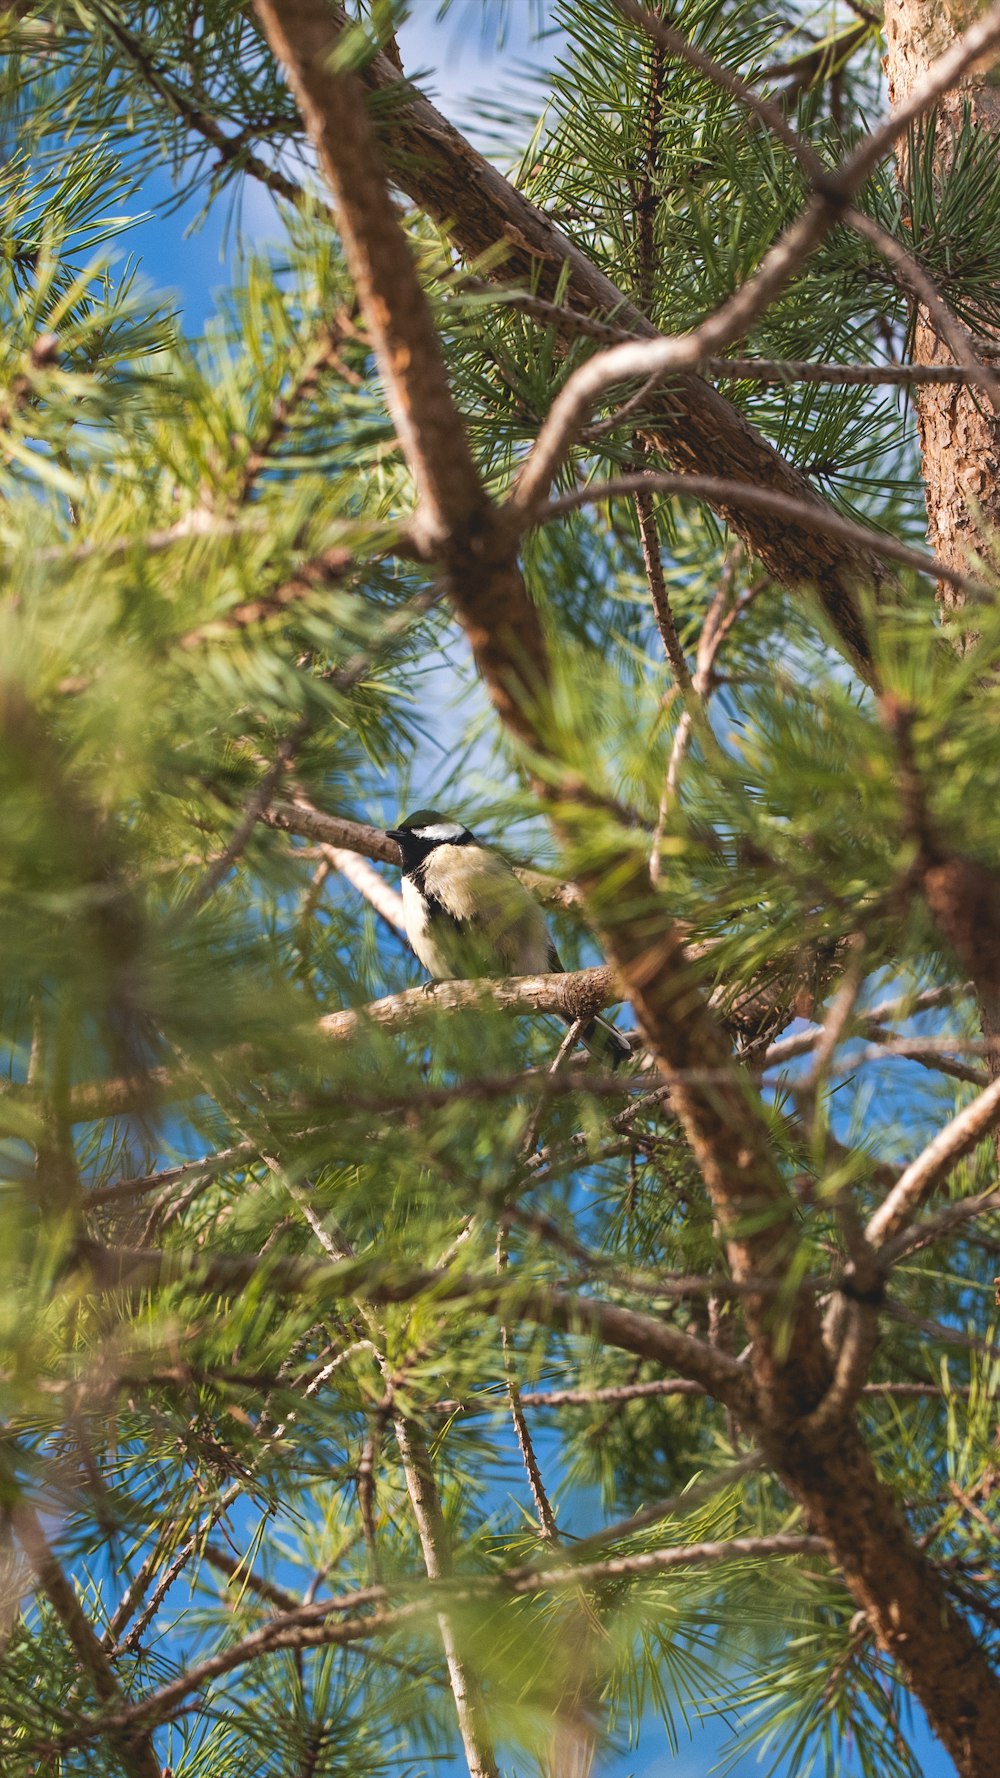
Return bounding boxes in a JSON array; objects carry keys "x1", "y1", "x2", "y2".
[{"x1": 385, "y1": 809, "x2": 632, "y2": 1066}]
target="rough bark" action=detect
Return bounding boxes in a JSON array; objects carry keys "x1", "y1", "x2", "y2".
[
  {"x1": 884, "y1": 0, "x2": 1000, "y2": 608},
  {"x1": 880, "y1": 0, "x2": 1000, "y2": 1095}
]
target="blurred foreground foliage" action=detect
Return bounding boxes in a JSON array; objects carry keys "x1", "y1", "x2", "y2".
[{"x1": 0, "y1": 4, "x2": 998, "y2": 1777}]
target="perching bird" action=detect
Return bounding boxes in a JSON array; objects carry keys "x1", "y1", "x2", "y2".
[{"x1": 385, "y1": 809, "x2": 632, "y2": 1066}]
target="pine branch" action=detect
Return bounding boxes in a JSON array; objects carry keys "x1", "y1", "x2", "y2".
[
  {"x1": 509, "y1": 0, "x2": 1000, "y2": 541},
  {"x1": 244, "y1": 0, "x2": 1000, "y2": 1732},
  {"x1": 291, "y1": 1206, "x2": 499, "y2": 1778},
  {"x1": 14, "y1": 1501, "x2": 160, "y2": 1778},
  {"x1": 89, "y1": 3, "x2": 304, "y2": 204},
  {"x1": 255, "y1": 0, "x2": 544, "y2": 750},
  {"x1": 882, "y1": 1188, "x2": 1000, "y2": 1263},
  {"x1": 430, "y1": 1378, "x2": 972, "y2": 1416},
  {"x1": 521, "y1": 1533, "x2": 830, "y2": 1594},
  {"x1": 848, "y1": 206, "x2": 1000, "y2": 411},
  {"x1": 34, "y1": 1533, "x2": 834, "y2": 1756},
  {"x1": 324, "y1": 5, "x2": 885, "y2": 671},
  {"x1": 613, "y1": 0, "x2": 826, "y2": 182},
  {"x1": 74, "y1": 1238, "x2": 750, "y2": 1405}
]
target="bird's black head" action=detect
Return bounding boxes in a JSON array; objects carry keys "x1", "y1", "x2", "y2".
[{"x1": 385, "y1": 809, "x2": 475, "y2": 872}]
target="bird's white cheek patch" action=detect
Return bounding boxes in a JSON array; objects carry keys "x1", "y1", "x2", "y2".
[{"x1": 412, "y1": 822, "x2": 466, "y2": 841}]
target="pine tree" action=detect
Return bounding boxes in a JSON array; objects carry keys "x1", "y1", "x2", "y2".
[{"x1": 1, "y1": 3, "x2": 999, "y2": 1775}]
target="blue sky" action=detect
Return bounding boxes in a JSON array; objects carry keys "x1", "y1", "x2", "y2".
[{"x1": 81, "y1": 4, "x2": 957, "y2": 1773}]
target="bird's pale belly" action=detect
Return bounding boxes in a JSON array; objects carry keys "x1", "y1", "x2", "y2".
[{"x1": 401, "y1": 875, "x2": 548, "y2": 979}]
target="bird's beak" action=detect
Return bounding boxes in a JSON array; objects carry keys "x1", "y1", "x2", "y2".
[{"x1": 385, "y1": 828, "x2": 404, "y2": 843}]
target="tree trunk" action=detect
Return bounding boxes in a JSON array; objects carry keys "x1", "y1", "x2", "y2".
[
  {"x1": 884, "y1": 0, "x2": 1000, "y2": 1084},
  {"x1": 883, "y1": 0, "x2": 1000, "y2": 605}
]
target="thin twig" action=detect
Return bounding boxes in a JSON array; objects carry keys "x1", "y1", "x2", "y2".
[
  {"x1": 659, "y1": 553, "x2": 758, "y2": 845},
  {"x1": 883, "y1": 1300, "x2": 1000, "y2": 1358},
  {"x1": 566, "y1": 1451, "x2": 764, "y2": 1557},
  {"x1": 288, "y1": 1194, "x2": 500, "y2": 1778},
  {"x1": 801, "y1": 931, "x2": 869, "y2": 1104},
  {"x1": 92, "y1": 2, "x2": 304, "y2": 204},
  {"x1": 634, "y1": 481, "x2": 691, "y2": 689},
  {"x1": 453, "y1": 285, "x2": 998, "y2": 386},
  {"x1": 497, "y1": 1024, "x2": 585, "y2": 1548},
  {"x1": 539, "y1": 473, "x2": 991, "y2": 595},
  {"x1": 847, "y1": 207, "x2": 1000, "y2": 412},
  {"x1": 318, "y1": 845, "x2": 406, "y2": 933},
  {"x1": 612, "y1": 0, "x2": 826, "y2": 181}
]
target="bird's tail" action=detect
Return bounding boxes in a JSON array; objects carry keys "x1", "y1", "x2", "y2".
[{"x1": 574, "y1": 1014, "x2": 633, "y2": 1068}]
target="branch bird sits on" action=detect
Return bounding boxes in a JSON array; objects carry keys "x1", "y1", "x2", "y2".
[{"x1": 386, "y1": 810, "x2": 632, "y2": 1067}]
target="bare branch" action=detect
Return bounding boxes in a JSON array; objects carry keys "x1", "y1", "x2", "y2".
[
  {"x1": 87, "y1": 1143, "x2": 256, "y2": 1210},
  {"x1": 319, "y1": 845, "x2": 406, "y2": 933},
  {"x1": 522, "y1": 1532, "x2": 829, "y2": 1595},
  {"x1": 435, "y1": 1378, "x2": 709, "y2": 1415},
  {"x1": 883, "y1": 1188, "x2": 1000, "y2": 1264},
  {"x1": 316, "y1": 966, "x2": 624, "y2": 1043},
  {"x1": 847, "y1": 206, "x2": 1000, "y2": 411},
  {"x1": 866, "y1": 1073, "x2": 1000, "y2": 1249},
  {"x1": 660, "y1": 553, "x2": 757, "y2": 828},
  {"x1": 634, "y1": 484, "x2": 691, "y2": 687},
  {"x1": 265, "y1": 798, "x2": 401, "y2": 865},
  {"x1": 540, "y1": 473, "x2": 989, "y2": 595},
  {"x1": 454, "y1": 286, "x2": 994, "y2": 385},
  {"x1": 710, "y1": 357, "x2": 989, "y2": 386},
  {"x1": 390, "y1": 1411, "x2": 499, "y2": 1778}
]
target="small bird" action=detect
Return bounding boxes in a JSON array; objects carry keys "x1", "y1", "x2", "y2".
[{"x1": 385, "y1": 809, "x2": 632, "y2": 1066}]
